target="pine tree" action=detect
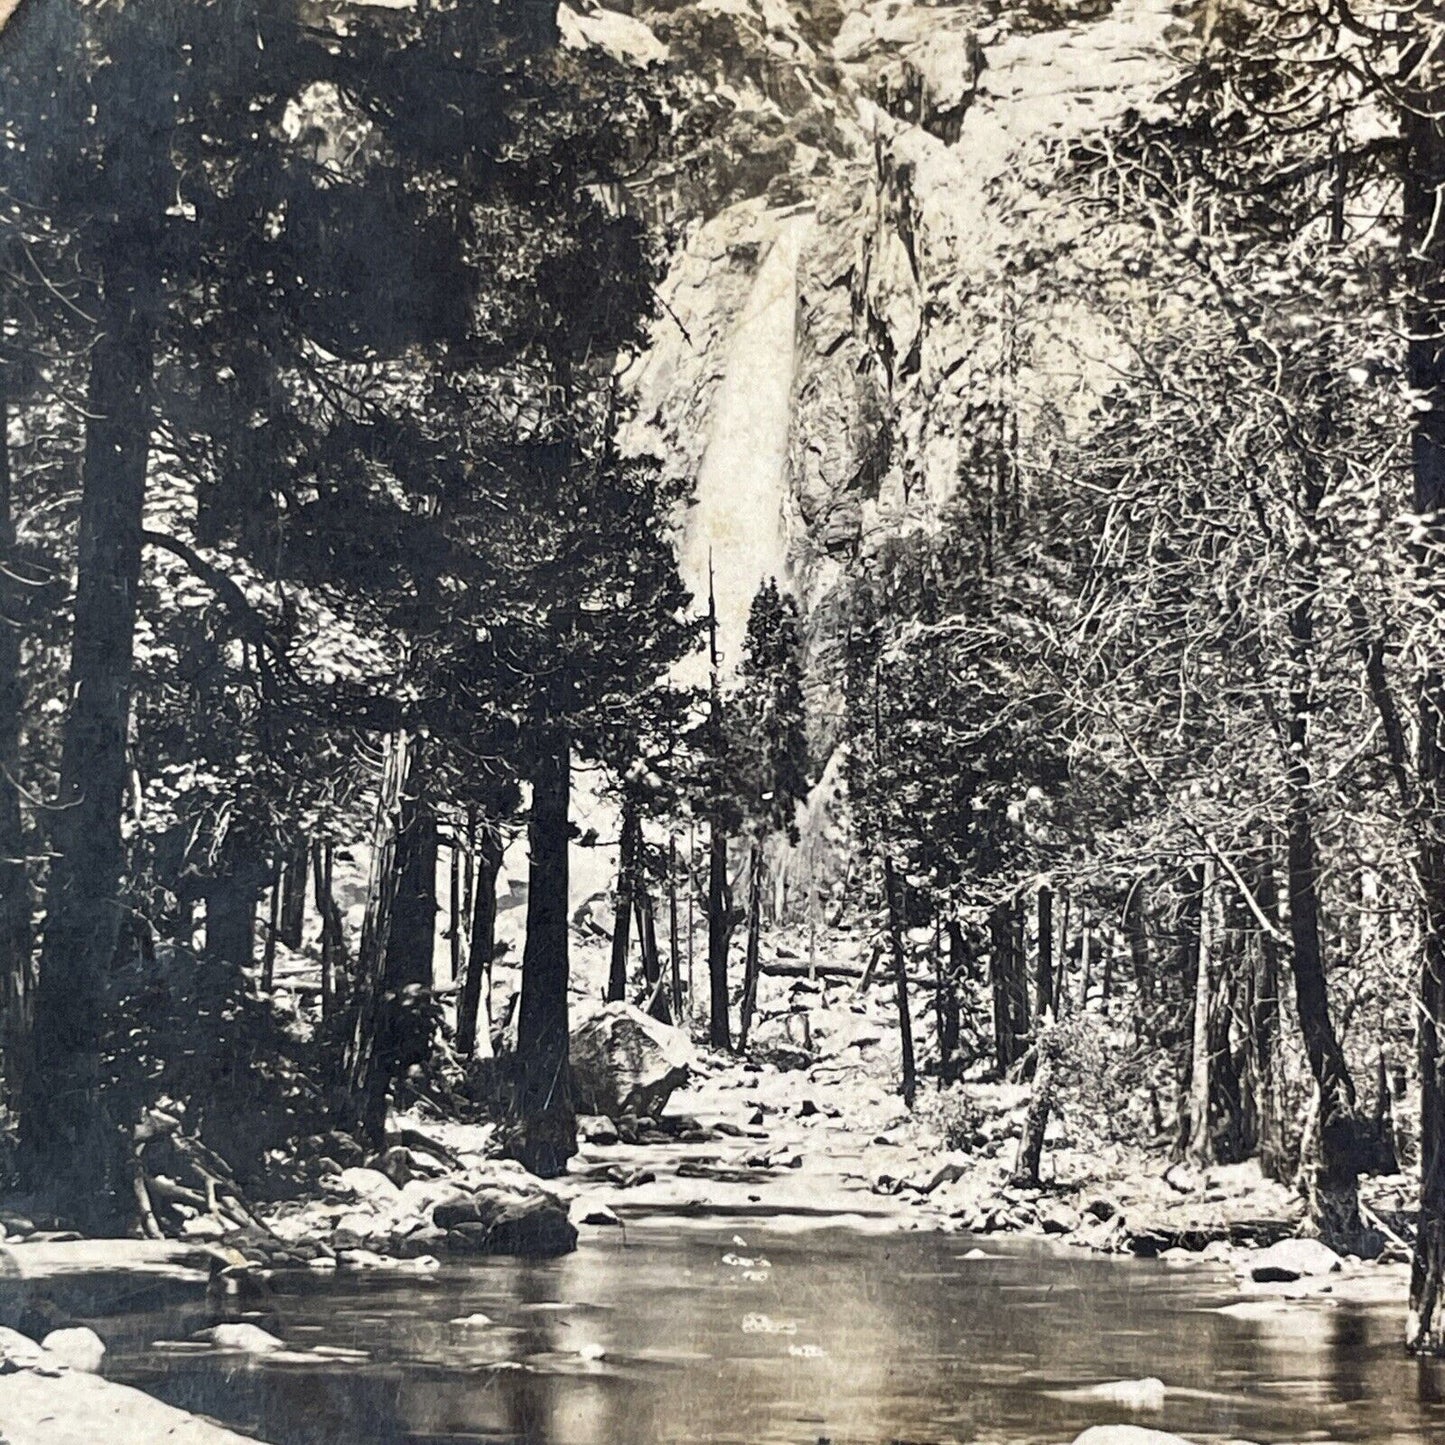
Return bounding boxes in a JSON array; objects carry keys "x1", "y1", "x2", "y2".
[{"x1": 731, "y1": 579, "x2": 809, "y2": 1048}]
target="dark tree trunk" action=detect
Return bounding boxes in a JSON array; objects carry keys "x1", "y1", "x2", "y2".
[
  {"x1": 512, "y1": 739, "x2": 575, "y2": 1178},
  {"x1": 939, "y1": 919, "x2": 963, "y2": 1082},
  {"x1": 1173, "y1": 866, "x2": 1204, "y2": 1159},
  {"x1": 278, "y1": 840, "x2": 308, "y2": 950},
  {"x1": 261, "y1": 861, "x2": 281, "y2": 994},
  {"x1": 989, "y1": 901, "x2": 1027, "y2": 1075},
  {"x1": 1287, "y1": 725, "x2": 1366, "y2": 1243},
  {"x1": 883, "y1": 855, "x2": 916, "y2": 1107},
  {"x1": 707, "y1": 819, "x2": 733, "y2": 1050},
  {"x1": 738, "y1": 840, "x2": 763, "y2": 1049},
  {"x1": 311, "y1": 840, "x2": 345, "y2": 1021},
  {"x1": 705, "y1": 565, "x2": 732, "y2": 1050},
  {"x1": 457, "y1": 822, "x2": 502, "y2": 1058},
  {"x1": 1251, "y1": 848, "x2": 1289, "y2": 1181},
  {"x1": 1124, "y1": 876, "x2": 1152, "y2": 1031},
  {"x1": 1011, "y1": 1034, "x2": 1057, "y2": 1187},
  {"x1": 1036, "y1": 885, "x2": 1054, "y2": 1019},
  {"x1": 1405, "y1": 54, "x2": 1445, "y2": 1350},
  {"x1": 636, "y1": 884, "x2": 669, "y2": 1023},
  {"x1": 608, "y1": 800, "x2": 638, "y2": 1003},
  {"x1": 1211, "y1": 900, "x2": 1251, "y2": 1166},
  {"x1": 204, "y1": 866, "x2": 258, "y2": 974},
  {"x1": 448, "y1": 839, "x2": 462, "y2": 984},
  {"x1": 1185, "y1": 859, "x2": 1215, "y2": 1168},
  {"x1": 0, "y1": 350, "x2": 33, "y2": 1093},
  {"x1": 668, "y1": 835, "x2": 683, "y2": 1020},
  {"x1": 343, "y1": 733, "x2": 412, "y2": 1146},
  {"x1": 21, "y1": 264, "x2": 155, "y2": 1227},
  {"x1": 385, "y1": 783, "x2": 438, "y2": 994}
]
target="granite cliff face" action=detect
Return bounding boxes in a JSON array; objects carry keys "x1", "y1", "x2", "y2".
[{"x1": 568, "y1": 0, "x2": 1182, "y2": 736}]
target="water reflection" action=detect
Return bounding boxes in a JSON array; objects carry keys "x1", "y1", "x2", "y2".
[{"x1": 86, "y1": 1225, "x2": 1445, "y2": 1445}]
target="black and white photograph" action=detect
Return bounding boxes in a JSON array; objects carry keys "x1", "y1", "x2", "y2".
[{"x1": 2, "y1": 0, "x2": 1445, "y2": 1439}]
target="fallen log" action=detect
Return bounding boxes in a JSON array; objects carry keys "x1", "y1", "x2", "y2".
[{"x1": 760, "y1": 960, "x2": 933, "y2": 988}]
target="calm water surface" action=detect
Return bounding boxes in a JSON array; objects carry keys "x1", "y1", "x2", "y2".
[{"x1": 92, "y1": 1222, "x2": 1445, "y2": 1445}]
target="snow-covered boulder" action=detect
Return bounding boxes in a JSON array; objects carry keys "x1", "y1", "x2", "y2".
[
  {"x1": 434, "y1": 1184, "x2": 576, "y2": 1258},
  {"x1": 570, "y1": 1002, "x2": 692, "y2": 1119},
  {"x1": 41, "y1": 1328, "x2": 105, "y2": 1374},
  {"x1": 1245, "y1": 1238, "x2": 1343, "y2": 1283},
  {"x1": 194, "y1": 1323, "x2": 285, "y2": 1354}
]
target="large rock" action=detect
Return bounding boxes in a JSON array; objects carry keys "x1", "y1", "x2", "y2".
[
  {"x1": 1245, "y1": 1238, "x2": 1343, "y2": 1284},
  {"x1": 41, "y1": 1327, "x2": 105, "y2": 1374},
  {"x1": 0, "y1": 1326, "x2": 56, "y2": 1375},
  {"x1": 570, "y1": 1002, "x2": 692, "y2": 1119},
  {"x1": 433, "y1": 1185, "x2": 576, "y2": 1258},
  {"x1": 193, "y1": 1323, "x2": 285, "y2": 1353}
]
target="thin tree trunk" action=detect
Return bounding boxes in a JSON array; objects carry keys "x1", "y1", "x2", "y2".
[
  {"x1": 1252, "y1": 848, "x2": 1288, "y2": 1181},
  {"x1": 989, "y1": 900, "x2": 1029, "y2": 1074},
  {"x1": 707, "y1": 819, "x2": 733, "y2": 1050},
  {"x1": 738, "y1": 840, "x2": 763, "y2": 1049},
  {"x1": 278, "y1": 840, "x2": 307, "y2": 950},
  {"x1": 1124, "y1": 876, "x2": 1152, "y2": 1031},
  {"x1": 1287, "y1": 700, "x2": 1365, "y2": 1242},
  {"x1": 608, "y1": 799, "x2": 638, "y2": 1003},
  {"x1": 385, "y1": 763, "x2": 438, "y2": 994},
  {"x1": 668, "y1": 835, "x2": 682, "y2": 1021},
  {"x1": 311, "y1": 840, "x2": 343, "y2": 1021},
  {"x1": 636, "y1": 884, "x2": 669, "y2": 1023},
  {"x1": 1405, "y1": 53, "x2": 1445, "y2": 1350},
  {"x1": 1036, "y1": 885, "x2": 1054, "y2": 1020},
  {"x1": 939, "y1": 918, "x2": 963, "y2": 1082},
  {"x1": 1174, "y1": 867, "x2": 1204, "y2": 1159},
  {"x1": 1055, "y1": 891, "x2": 1072, "y2": 1015},
  {"x1": 989, "y1": 903, "x2": 1024, "y2": 1075},
  {"x1": 1011, "y1": 1032, "x2": 1057, "y2": 1187},
  {"x1": 512, "y1": 738, "x2": 575, "y2": 1178},
  {"x1": 1185, "y1": 858, "x2": 1215, "y2": 1168},
  {"x1": 22, "y1": 261, "x2": 155, "y2": 1227},
  {"x1": 457, "y1": 821, "x2": 502, "y2": 1058},
  {"x1": 884, "y1": 855, "x2": 916, "y2": 1107},
  {"x1": 261, "y1": 860, "x2": 282, "y2": 993},
  {"x1": 448, "y1": 837, "x2": 462, "y2": 984},
  {"x1": 705, "y1": 562, "x2": 733, "y2": 1049},
  {"x1": 343, "y1": 732, "x2": 411, "y2": 1146},
  {"x1": 0, "y1": 348, "x2": 33, "y2": 1093}
]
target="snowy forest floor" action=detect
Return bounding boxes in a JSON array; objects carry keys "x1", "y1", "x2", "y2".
[{"x1": 431, "y1": 922, "x2": 1418, "y2": 1315}]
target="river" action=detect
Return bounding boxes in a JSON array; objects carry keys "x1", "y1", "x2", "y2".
[{"x1": 79, "y1": 1221, "x2": 1445, "y2": 1445}]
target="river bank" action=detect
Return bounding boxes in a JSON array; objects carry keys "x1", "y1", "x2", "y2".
[{"x1": 0, "y1": 934, "x2": 1421, "y2": 1445}]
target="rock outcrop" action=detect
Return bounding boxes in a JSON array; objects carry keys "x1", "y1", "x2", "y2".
[{"x1": 570, "y1": 1001, "x2": 693, "y2": 1119}]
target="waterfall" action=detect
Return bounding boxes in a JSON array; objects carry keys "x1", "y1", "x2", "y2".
[{"x1": 681, "y1": 211, "x2": 813, "y2": 669}]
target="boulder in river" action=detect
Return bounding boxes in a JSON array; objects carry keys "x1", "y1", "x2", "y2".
[
  {"x1": 434, "y1": 1185, "x2": 576, "y2": 1257},
  {"x1": 41, "y1": 1327, "x2": 105, "y2": 1374},
  {"x1": 1055, "y1": 1377, "x2": 1166, "y2": 1411},
  {"x1": 194, "y1": 1323, "x2": 285, "y2": 1353},
  {"x1": 1245, "y1": 1237, "x2": 1343, "y2": 1283},
  {"x1": 570, "y1": 1002, "x2": 692, "y2": 1119},
  {"x1": 577, "y1": 1114, "x2": 620, "y2": 1145}
]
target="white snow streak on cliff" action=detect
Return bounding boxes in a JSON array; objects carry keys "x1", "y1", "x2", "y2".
[{"x1": 683, "y1": 212, "x2": 813, "y2": 671}]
